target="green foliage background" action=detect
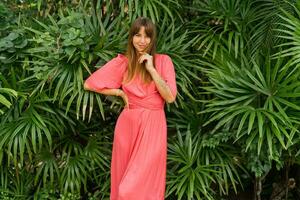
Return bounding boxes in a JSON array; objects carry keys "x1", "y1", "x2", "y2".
[{"x1": 1, "y1": 0, "x2": 300, "y2": 199}]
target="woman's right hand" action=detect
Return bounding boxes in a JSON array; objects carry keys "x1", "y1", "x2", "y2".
[{"x1": 118, "y1": 89, "x2": 129, "y2": 108}]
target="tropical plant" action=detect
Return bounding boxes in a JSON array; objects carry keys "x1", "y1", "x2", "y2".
[{"x1": 197, "y1": 1, "x2": 300, "y2": 198}]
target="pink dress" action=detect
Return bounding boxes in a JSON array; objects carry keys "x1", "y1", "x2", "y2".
[{"x1": 84, "y1": 54, "x2": 177, "y2": 200}]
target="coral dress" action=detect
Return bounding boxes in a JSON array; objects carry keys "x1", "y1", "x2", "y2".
[{"x1": 84, "y1": 54, "x2": 177, "y2": 200}]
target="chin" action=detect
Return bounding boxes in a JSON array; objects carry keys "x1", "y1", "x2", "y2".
[{"x1": 137, "y1": 50, "x2": 145, "y2": 54}]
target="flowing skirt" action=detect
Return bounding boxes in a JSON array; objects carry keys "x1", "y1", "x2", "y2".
[{"x1": 110, "y1": 107, "x2": 167, "y2": 200}]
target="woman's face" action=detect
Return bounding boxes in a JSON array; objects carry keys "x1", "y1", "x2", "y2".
[{"x1": 132, "y1": 26, "x2": 151, "y2": 54}]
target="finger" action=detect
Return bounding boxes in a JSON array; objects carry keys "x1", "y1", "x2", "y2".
[
  {"x1": 138, "y1": 55, "x2": 146, "y2": 63},
  {"x1": 138, "y1": 56, "x2": 142, "y2": 63},
  {"x1": 124, "y1": 96, "x2": 129, "y2": 107},
  {"x1": 140, "y1": 54, "x2": 146, "y2": 58},
  {"x1": 142, "y1": 53, "x2": 150, "y2": 59},
  {"x1": 125, "y1": 101, "x2": 129, "y2": 109}
]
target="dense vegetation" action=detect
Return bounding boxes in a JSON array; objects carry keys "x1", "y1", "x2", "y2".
[{"x1": 1, "y1": 0, "x2": 300, "y2": 199}]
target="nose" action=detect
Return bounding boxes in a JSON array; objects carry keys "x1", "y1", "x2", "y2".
[{"x1": 140, "y1": 36, "x2": 147, "y2": 43}]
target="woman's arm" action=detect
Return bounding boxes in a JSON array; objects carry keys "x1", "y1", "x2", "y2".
[
  {"x1": 84, "y1": 83, "x2": 129, "y2": 107},
  {"x1": 84, "y1": 82, "x2": 121, "y2": 96},
  {"x1": 138, "y1": 54, "x2": 176, "y2": 103},
  {"x1": 147, "y1": 68, "x2": 176, "y2": 103},
  {"x1": 83, "y1": 54, "x2": 129, "y2": 107}
]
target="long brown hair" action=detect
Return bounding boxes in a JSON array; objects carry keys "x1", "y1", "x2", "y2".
[{"x1": 124, "y1": 17, "x2": 156, "y2": 84}]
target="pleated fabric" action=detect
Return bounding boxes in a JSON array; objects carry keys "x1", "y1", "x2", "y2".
[{"x1": 84, "y1": 53, "x2": 177, "y2": 200}]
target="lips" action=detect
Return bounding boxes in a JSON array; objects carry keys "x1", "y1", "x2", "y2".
[{"x1": 138, "y1": 45, "x2": 147, "y2": 49}]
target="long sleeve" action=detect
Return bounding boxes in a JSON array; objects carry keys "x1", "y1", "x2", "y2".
[
  {"x1": 84, "y1": 54, "x2": 127, "y2": 91},
  {"x1": 162, "y1": 55, "x2": 177, "y2": 98}
]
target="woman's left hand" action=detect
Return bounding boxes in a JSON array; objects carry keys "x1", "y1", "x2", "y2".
[{"x1": 138, "y1": 53, "x2": 155, "y2": 72}]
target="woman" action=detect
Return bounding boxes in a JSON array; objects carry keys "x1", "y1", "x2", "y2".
[{"x1": 84, "y1": 17, "x2": 177, "y2": 200}]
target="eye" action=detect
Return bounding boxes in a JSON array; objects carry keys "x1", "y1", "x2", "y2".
[{"x1": 135, "y1": 33, "x2": 141, "y2": 37}]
